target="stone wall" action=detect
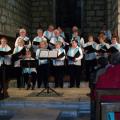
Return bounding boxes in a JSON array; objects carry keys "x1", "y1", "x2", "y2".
[
  {"x1": 31, "y1": 0, "x2": 54, "y2": 37},
  {"x1": 83, "y1": 0, "x2": 119, "y2": 36},
  {"x1": 83, "y1": 0, "x2": 106, "y2": 36},
  {"x1": 0, "y1": 0, "x2": 32, "y2": 38},
  {"x1": 0, "y1": 0, "x2": 119, "y2": 39},
  {"x1": 106, "y1": 0, "x2": 112, "y2": 30}
]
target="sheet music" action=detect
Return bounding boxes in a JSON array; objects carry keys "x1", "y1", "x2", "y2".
[
  {"x1": 39, "y1": 50, "x2": 58, "y2": 58},
  {"x1": 40, "y1": 50, "x2": 49, "y2": 58},
  {"x1": 49, "y1": 50, "x2": 58, "y2": 58}
]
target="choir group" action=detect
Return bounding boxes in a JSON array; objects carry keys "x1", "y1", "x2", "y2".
[{"x1": 0, "y1": 24, "x2": 120, "y2": 95}]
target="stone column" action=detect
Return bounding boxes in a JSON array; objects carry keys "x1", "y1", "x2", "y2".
[
  {"x1": 110, "y1": 0, "x2": 118, "y2": 33},
  {"x1": 118, "y1": 0, "x2": 120, "y2": 39}
]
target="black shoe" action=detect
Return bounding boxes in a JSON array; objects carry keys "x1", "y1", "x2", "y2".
[
  {"x1": 26, "y1": 84, "x2": 31, "y2": 90},
  {"x1": 54, "y1": 86, "x2": 58, "y2": 88},
  {"x1": 69, "y1": 85, "x2": 73, "y2": 88},
  {"x1": 86, "y1": 93, "x2": 90, "y2": 96},
  {"x1": 76, "y1": 85, "x2": 80, "y2": 88},
  {"x1": 31, "y1": 86, "x2": 35, "y2": 90},
  {"x1": 2, "y1": 92, "x2": 9, "y2": 98}
]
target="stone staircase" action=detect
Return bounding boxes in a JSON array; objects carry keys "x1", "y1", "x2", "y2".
[{"x1": 0, "y1": 101, "x2": 90, "y2": 120}]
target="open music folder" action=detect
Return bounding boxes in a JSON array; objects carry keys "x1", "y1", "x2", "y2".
[{"x1": 39, "y1": 50, "x2": 58, "y2": 58}]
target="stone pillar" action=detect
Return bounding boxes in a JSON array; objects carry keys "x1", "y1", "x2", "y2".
[
  {"x1": 111, "y1": 0, "x2": 118, "y2": 32},
  {"x1": 118, "y1": 0, "x2": 120, "y2": 38}
]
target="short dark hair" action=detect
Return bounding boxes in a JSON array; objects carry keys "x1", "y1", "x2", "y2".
[
  {"x1": 112, "y1": 35, "x2": 117, "y2": 39},
  {"x1": 71, "y1": 39, "x2": 78, "y2": 44}
]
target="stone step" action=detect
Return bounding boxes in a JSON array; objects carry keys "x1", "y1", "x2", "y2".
[
  {"x1": 57, "y1": 111, "x2": 90, "y2": 120},
  {"x1": 0, "y1": 109, "x2": 90, "y2": 120},
  {"x1": 0, "y1": 101, "x2": 90, "y2": 120},
  {"x1": 0, "y1": 101, "x2": 90, "y2": 110},
  {"x1": 9, "y1": 80, "x2": 89, "y2": 88}
]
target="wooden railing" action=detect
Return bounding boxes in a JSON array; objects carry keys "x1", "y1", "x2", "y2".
[
  {"x1": 101, "y1": 102, "x2": 120, "y2": 120},
  {"x1": 95, "y1": 89, "x2": 120, "y2": 120}
]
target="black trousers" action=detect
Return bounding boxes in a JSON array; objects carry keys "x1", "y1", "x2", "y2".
[
  {"x1": 68, "y1": 65, "x2": 82, "y2": 88},
  {"x1": 37, "y1": 64, "x2": 49, "y2": 88},
  {"x1": 85, "y1": 59, "x2": 97, "y2": 81},
  {"x1": 0, "y1": 67, "x2": 3, "y2": 93},
  {"x1": 23, "y1": 72, "x2": 37, "y2": 88},
  {"x1": 14, "y1": 67, "x2": 22, "y2": 88},
  {"x1": 53, "y1": 66, "x2": 65, "y2": 88},
  {"x1": 0, "y1": 65, "x2": 12, "y2": 94}
]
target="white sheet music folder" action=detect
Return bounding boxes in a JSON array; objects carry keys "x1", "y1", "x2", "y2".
[
  {"x1": 40, "y1": 50, "x2": 49, "y2": 58},
  {"x1": 48, "y1": 50, "x2": 58, "y2": 58}
]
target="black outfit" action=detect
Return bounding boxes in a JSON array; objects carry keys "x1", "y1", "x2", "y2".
[
  {"x1": 23, "y1": 72, "x2": 37, "y2": 90},
  {"x1": 14, "y1": 67, "x2": 22, "y2": 88},
  {"x1": 85, "y1": 59, "x2": 97, "y2": 81},
  {"x1": 0, "y1": 67, "x2": 3, "y2": 94},
  {"x1": 0, "y1": 65, "x2": 11, "y2": 97},
  {"x1": 37, "y1": 64, "x2": 49, "y2": 88},
  {"x1": 53, "y1": 66, "x2": 65, "y2": 88},
  {"x1": 68, "y1": 65, "x2": 82, "y2": 88}
]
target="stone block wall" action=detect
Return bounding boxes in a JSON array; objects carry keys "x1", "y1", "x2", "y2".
[
  {"x1": 31, "y1": 0, "x2": 54, "y2": 37},
  {"x1": 106, "y1": 0, "x2": 112, "y2": 30},
  {"x1": 83, "y1": 0, "x2": 106, "y2": 36},
  {"x1": 0, "y1": 0, "x2": 119, "y2": 39},
  {"x1": 0, "y1": 0, "x2": 32, "y2": 38}
]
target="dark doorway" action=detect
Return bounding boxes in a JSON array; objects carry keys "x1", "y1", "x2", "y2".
[{"x1": 56, "y1": 0, "x2": 82, "y2": 28}]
